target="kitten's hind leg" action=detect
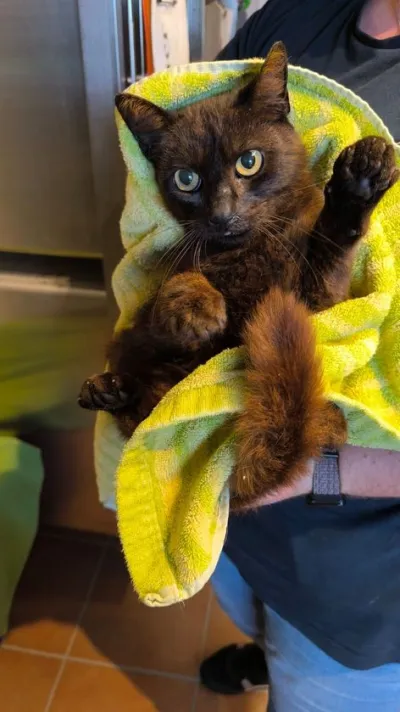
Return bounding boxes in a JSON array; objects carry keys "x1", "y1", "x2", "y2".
[{"x1": 78, "y1": 372, "x2": 133, "y2": 412}]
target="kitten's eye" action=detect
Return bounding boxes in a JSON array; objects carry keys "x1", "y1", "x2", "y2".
[
  {"x1": 236, "y1": 150, "x2": 264, "y2": 177},
  {"x1": 174, "y1": 169, "x2": 201, "y2": 192}
]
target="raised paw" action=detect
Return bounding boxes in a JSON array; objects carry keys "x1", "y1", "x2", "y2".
[
  {"x1": 78, "y1": 372, "x2": 130, "y2": 412},
  {"x1": 155, "y1": 272, "x2": 227, "y2": 349},
  {"x1": 329, "y1": 136, "x2": 399, "y2": 209}
]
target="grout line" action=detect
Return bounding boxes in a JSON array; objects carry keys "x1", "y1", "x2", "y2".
[
  {"x1": 191, "y1": 685, "x2": 201, "y2": 712},
  {"x1": 5, "y1": 536, "x2": 206, "y2": 709},
  {"x1": 191, "y1": 586, "x2": 214, "y2": 712},
  {"x1": 55, "y1": 540, "x2": 108, "y2": 658},
  {"x1": 199, "y1": 586, "x2": 214, "y2": 659},
  {"x1": 1, "y1": 644, "x2": 64, "y2": 660},
  {"x1": 1, "y1": 643, "x2": 198, "y2": 683},
  {"x1": 43, "y1": 540, "x2": 111, "y2": 712},
  {"x1": 68, "y1": 657, "x2": 199, "y2": 682}
]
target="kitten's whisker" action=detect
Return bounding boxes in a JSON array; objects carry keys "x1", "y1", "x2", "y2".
[
  {"x1": 161, "y1": 227, "x2": 197, "y2": 271},
  {"x1": 258, "y1": 226, "x2": 302, "y2": 277},
  {"x1": 198, "y1": 241, "x2": 203, "y2": 272},
  {"x1": 284, "y1": 235, "x2": 323, "y2": 286},
  {"x1": 193, "y1": 239, "x2": 203, "y2": 273},
  {"x1": 268, "y1": 215, "x2": 343, "y2": 287},
  {"x1": 155, "y1": 232, "x2": 189, "y2": 268},
  {"x1": 266, "y1": 218, "x2": 324, "y2": 285},
  {"x1": 288, "y1": 180, "x2": 325, "y2": 195},
  {"x1": 269, "y1": 221, "x2": 326, "y2": 287},
  {"x1": 310, "y1": 230, "x2": 349, "y2": 254},
  {"x1": 272, "y1": 214, "x2": 348, "y2": 256},
  {"x1": 161, "y1": 232, "x2": 197, "y2": 283},
  {"x1": 153, "y1": 221, "x2": 199, "y2": 269},
  {"x1": 150, "y1": 233, "x2": 198, "y2": 325}
]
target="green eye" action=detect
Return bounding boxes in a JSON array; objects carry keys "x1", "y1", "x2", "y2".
[
  {"x1": 174, "y1": 169, "x2": 201, "y2": 192},
  {"x1": 236, "y1": 150, "x2": 264, "y2": 177}
]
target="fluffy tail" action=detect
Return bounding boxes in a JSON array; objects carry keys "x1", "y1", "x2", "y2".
[{"x1": 233, "y1": 288, "x2": 346, "y2": 508}]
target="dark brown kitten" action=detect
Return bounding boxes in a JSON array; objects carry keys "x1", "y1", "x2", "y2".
[{"x1": 79, "y1": 43, "x2": 398, "y2": 508}]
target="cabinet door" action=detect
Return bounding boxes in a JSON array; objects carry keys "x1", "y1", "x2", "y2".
[{"x1": 0, "y1": 0, "x2": 98, "y2": 256}]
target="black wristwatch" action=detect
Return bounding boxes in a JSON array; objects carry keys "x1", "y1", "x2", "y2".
[{"x1": 307, "y1": 448, "x2": 345, "y2": 506}]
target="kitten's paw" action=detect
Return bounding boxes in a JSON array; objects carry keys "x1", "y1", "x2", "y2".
[
  {"x1": 156, "y1": 272, "x2": 227, "y2": 349},
  {"x1": 78, "y1": 373, "x2": 130, "y2": 411},
  {"x1": 329, "y1": 136, "x2": 399, "y2": 208}
]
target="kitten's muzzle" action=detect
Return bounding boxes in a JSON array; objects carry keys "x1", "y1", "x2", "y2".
[{"x1": 208, "y1": 215, "x2": 249, "y2": 244}]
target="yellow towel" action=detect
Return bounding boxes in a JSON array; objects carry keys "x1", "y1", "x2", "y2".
[{"x1": 95, "y1": 61, "x2": 400, "y2": 606}]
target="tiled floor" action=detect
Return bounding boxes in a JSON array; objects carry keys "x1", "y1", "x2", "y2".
[{"x1": 1, "y1": 529, "x2": 268, "y2": 711}]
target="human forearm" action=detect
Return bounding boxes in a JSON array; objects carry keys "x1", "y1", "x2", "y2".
[
  {"x1": 292, "y1": 445, "x2": 400, "y2": 500},
  {"x1": 251, "y1": 445, "x2": 400, "y2": 508},
  {"x1": 337, "y1": 445, "x2": 400, "y2": 498}
]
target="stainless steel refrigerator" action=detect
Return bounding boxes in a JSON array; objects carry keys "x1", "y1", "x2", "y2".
[
  {"x1": 0, "y1": 0, "x2": 129, "y2": 530},
  {"x1": 0, "y1": 0, "x2": 206, "y2": 530}
]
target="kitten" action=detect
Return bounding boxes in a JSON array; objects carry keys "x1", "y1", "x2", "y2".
[{"x1": 79, "y1": 43, "x2": 398, "y2": 508}]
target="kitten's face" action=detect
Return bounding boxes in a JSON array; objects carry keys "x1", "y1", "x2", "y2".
[
  {"x1": 117, "y1": 43, "x2": 308, "y2": 250},
  {"x1": 151, "y1": 98, "x2": 305, "y2": 248}
]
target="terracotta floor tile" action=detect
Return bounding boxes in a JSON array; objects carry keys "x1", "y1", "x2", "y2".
[
  {"x1": 196, "y1": 688, "x2": 268, "y2": 712},
  {"x1": 203, "y1": 597, "x2": 250, "y2": 659},
  {"x1": 71, "y1": 547, "x2": 211, "y2": 676},
  {"x1": 6, "y1": 534, "x2": 104, "y2": 653},
  {"x1": 0, "y1": 649, "x2": 61, "y2": 712},
  {"x1": 49, "y1": 661, "x2": 195, "y2": 712}
]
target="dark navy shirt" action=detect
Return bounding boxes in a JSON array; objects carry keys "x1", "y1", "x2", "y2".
[
  {"x1": 219, "y1": 0, "x2": 400, "y2": 141},
  {"x1": 219, "y1": 0, "x2": 400, "y2": 669}
]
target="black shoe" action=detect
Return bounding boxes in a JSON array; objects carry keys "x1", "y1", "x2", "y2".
[{"x1": 200, "y1": 643, "x2": 268, "y2": 695}]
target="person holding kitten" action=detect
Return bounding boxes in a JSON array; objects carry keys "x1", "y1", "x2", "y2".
[
  {"x1": 78, "y1": 0, "x2": 400, "y2": 708},
  {"x1": 198, "y1": 1, "x2": 400, "y2": 711}
]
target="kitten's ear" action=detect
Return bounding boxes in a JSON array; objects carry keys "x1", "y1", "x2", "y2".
[
  {"x1": 115, "y1": 93, "x2": 171, "y2": 160},
  {"x1": 237, "y1": 42, "x2": 290, "y2": 119}
]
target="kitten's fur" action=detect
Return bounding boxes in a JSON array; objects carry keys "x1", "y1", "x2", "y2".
[{"x1": 79, "y1": 43, "x2": 398, "y2": 508}]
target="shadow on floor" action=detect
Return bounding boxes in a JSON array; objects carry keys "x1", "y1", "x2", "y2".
[{"x1": 2, "y1": 527, "x2": 267, "y2": 711}]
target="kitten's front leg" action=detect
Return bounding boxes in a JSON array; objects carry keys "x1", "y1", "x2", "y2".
[
  {"x1": 303, "y1": 136, "x2": 399, "y2": 308},
  {"x1": 153, "y1": 272, "x2": 227, "y2": 349},
  {"x1": 322, "y1": 136, "x2": 399, "y2": 241}
]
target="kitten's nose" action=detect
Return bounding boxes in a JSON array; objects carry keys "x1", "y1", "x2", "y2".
[{"x1": 209, "y1": 214, "x2": 235, "y2": 230}]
